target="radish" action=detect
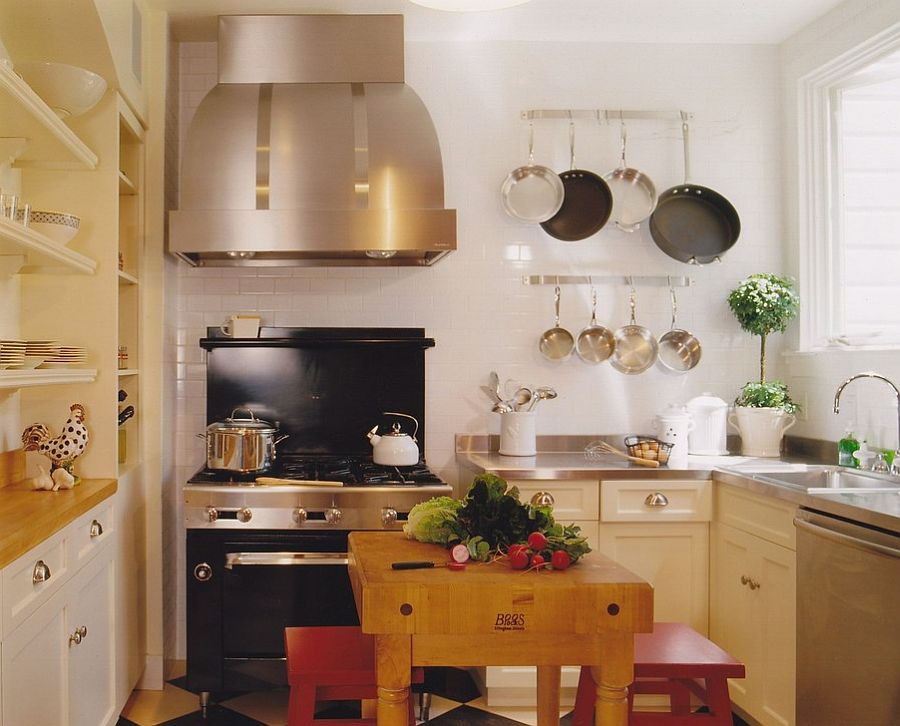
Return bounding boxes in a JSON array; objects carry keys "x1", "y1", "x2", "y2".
[
  {"x1": 527, "y1": 531, "x2": 548, "y2": 550},
  {"x1": 530, "y1": 553, "x2": 546, "y2": 569},
  {"x1": 551, "y1": 550, "x2": 571, "y2": 570},
  {"x1": 509, "y1": 550, "x2": 530, "y2": 570},
  {"x1": 450, "y1": 544, "x2": 470, "y2": 563}
]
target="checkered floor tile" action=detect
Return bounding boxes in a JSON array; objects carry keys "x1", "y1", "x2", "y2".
[{"x1": 118, "y1": 664, "x2": 747, "y2": 726}]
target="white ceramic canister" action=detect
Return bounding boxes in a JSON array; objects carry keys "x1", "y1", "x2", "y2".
[
  {"x1": 499, "y1": 411, "x2": 537, "y2": 457},
  {"x1": 654, "y1": 404, "x2": 694, "y2": 469},
  {"x1": 685, "y1": 393, "x2": 729, "y2": 455}
]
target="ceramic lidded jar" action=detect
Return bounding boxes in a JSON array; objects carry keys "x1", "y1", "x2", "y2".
[
  {"x1": 685, "y1": 393, "x2": 729, "y2": 455},
  {"x1": 654, "y1": 404, "x2": 694, "y2": 469}
]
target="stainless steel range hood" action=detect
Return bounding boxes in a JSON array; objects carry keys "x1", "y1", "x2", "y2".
[{"x1": 169, "y1": 15, "x2": 456, "y2": 267}]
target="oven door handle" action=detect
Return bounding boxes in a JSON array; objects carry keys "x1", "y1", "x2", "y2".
[{"x1": 224, "y1": 552, "x2": 349, "y2": 569}]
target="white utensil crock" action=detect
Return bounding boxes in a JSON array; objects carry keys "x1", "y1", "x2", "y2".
[
  {"x1": 728, "y1": 407, "x2": 796, "y2": 458},
  {"x1": 499, "y1": 411, "x2": 536, "y2": 456},
  {"x1": 221, "y1": 314, "x2": 261, "y2": 338},
  {"x1": 685, "y1": 393, "x2": 729, "y2": 455},
  {"x1": 654, "y1": 407, "x2": 694, "y2": 468}
]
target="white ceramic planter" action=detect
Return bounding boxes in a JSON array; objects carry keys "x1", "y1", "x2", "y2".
[{"x1": 728, "y1": 406, "x2": 796, "y2": 458}]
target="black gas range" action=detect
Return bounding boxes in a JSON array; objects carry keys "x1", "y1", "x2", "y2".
[{"x1": 185, "y1": 328, "x2": 449, "y2": 704}]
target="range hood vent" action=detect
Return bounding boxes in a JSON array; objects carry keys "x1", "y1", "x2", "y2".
[{"x1": 169, "y1": 15, "x2": 456, "y2": 267}]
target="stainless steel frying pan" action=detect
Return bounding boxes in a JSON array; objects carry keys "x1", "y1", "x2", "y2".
[
  {"x1": 500, "y1": 124, "x2": 565, "y2": 223},
  {"x1": 576, "y1": 285, "x2": 615, "y2": 364},
  {"x1": 604, "y1": 121, "x2": 657, "y2": 232},
  {"x1": 539, "y1": 285, "x2": 575, "y2": 361},
  {"x1": 611, "y1": 284, "x2": 658, "y2": 375},
  {"x1": 657, "y1": 282, "x2": 702, "y2": 373}
]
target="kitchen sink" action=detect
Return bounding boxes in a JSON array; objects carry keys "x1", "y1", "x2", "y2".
[{"x1": 753, "y1": 466, "x2": 900, "y2": 492}]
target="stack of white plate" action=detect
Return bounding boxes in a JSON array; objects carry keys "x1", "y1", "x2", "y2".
[
  {"x1": 0, "y1": 339, "x2": 25, "y2": 369},
  {"x1": 25, "y1": 340, "x2": 61, "y2": 358},
  {"x1": 40, "y1": 345, "x2": 87, "y2": 368}
]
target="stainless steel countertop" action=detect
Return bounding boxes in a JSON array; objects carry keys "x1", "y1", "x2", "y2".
[{"x1": 456, "y1": 440, "x2": 900, "y2": 534}]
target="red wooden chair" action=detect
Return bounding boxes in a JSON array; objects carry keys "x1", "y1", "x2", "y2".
[
  {"x1": 285, "y1": 626, "x2": 424, "y2": 726},
  {"x1": 572, "y1": 622, "x2": 745, "y2": 725}
]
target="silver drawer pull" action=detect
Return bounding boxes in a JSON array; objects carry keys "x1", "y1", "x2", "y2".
[
  {"x1": 644, "y1": 492, "x2": 669, "y2": 507},
  {"x1": 32, "y1": 560, "x2": 51, "y2": 584},
  {"x1": 530, "y1": 491, "x2": 555, "y2": 507},
  {"x1": 90, "y1": 520, "x2": 103, "y2": 538}
]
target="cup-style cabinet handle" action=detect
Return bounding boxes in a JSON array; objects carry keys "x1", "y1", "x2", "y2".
[
  {"x1": 644, "y1": 492, "x2": 669, "y2": 507},
  {"x1": 32, "y1": 560, "x2": 51, "y2": 584},
  {"x1": 530, "y1": 491, "x2": 555, "y2": 507},
  {"x1": 89, "y1": 520, "x2": 103, "y2": 538}
]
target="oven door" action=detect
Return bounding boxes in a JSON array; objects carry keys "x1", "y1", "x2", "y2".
[{"x1": 187, "y1": 530, "x2": 359, "y2": 692}]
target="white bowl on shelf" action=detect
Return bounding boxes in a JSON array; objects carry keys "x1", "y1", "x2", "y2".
[
  {"x1": 15, "y1": 209, "x2": 80, "y2": 245},
  {"x1": 16, "y1": 62, "x2": 107, "y2": 118}
]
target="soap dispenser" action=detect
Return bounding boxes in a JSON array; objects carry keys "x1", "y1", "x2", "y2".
[{"x1": 838, "y1": 425, "x2": 859, "y2": 468}]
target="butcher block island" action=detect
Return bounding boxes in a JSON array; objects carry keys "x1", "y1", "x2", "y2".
[{"x1": 347, "y1": 531, "x2": 653, "y2": 726}]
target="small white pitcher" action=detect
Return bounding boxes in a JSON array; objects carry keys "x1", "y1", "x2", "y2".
[{"x1": 728, "y1": 407, "x2": 796, "y2": 458}]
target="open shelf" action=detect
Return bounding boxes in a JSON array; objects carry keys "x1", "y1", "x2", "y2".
[
  {"x1": 117, "y1": 368, "x2": 140, "y2": 377},
  {"x1": 0, "y1": 368, "x2": 97, "y2": 390},
  {"x1": 0, "y1": 64, "x2": 98, "y2": 170},
  {"x1": 0, "y1": 218, "x2": 97, "y2": 274},
  {"x1": 118, "y1": 270, "x2": 139, "y2": 286},
  {"x1": 118, "y1": 170, "x2": 136, "y2": 195}
]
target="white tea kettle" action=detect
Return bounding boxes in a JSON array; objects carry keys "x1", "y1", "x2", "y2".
[{"x1": 367, "y1": 412, "x2": 420, "y2": 466}]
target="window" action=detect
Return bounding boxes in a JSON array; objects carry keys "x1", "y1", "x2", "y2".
[{"x1": 799, "y1": 30, "x2": 900, "y2": 349}]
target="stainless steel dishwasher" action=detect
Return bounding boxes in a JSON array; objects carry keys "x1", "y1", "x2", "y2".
[{"x1": 795, "y1": 507, "x2": 900, "y2": 725}]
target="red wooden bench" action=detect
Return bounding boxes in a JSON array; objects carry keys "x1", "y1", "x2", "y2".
[
  {"x1": 572, "y1": 622, "x2": 745, "y2": 725},
  {"x1": 285, "y1": 626, "x2": 424, "y2": 726}
]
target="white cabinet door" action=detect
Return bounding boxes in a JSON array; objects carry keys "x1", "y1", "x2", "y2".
[
  {"x1": 1, "y1": 587, "x2": 67, "y2": 726},
  {"x1": 595, "y1": 522, "x2": 709, "y2": 635},
  {"x1": 68, "y1": 548, "x2": 116, "y2": 726},
  {"x1": 710, "y1": 522, "x2": 795, "y2": 726}
]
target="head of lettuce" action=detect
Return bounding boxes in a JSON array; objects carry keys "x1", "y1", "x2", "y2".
[{"x1": 402, "y1": 495, "x2": 464, "y2": 545}]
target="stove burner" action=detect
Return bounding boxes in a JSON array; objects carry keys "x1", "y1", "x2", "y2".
[{"x1": 189, "y1": 455, "x2": 444, "y2": 487}]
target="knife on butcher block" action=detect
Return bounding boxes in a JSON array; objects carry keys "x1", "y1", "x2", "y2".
[{"x1": 254, "y1": 477, "x2": 344, "y2": 487}]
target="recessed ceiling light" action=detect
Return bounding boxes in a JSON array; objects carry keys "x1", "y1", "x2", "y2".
[{"x1": 409, "y1": 0, "x2": 533, "y2": 11}]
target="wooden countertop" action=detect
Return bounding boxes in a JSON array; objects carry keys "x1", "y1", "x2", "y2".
[{"x1": 0, "y1": 477, "x2": 117, "y2": 568}]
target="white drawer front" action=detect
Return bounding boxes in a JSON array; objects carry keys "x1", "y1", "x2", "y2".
[
  {"x1": 715, "y1": 483, "x2": 797, "y2": 550},
  {"x1": 509, "y1": 480, "x2": 600, "y2": 521},
  {"x1": 72, "y1": 499, "x2": 114, "y2": 566},
  {"x1": 600, "y1": 479, "x2": 712, "y2": 522},
  {"x1": 2, "y1": 526, "x2": 70, "y2": 638}
]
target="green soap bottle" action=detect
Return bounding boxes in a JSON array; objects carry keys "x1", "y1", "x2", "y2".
[{"x1": 838, "y1": 426, "x2": 859, "y2": 468}]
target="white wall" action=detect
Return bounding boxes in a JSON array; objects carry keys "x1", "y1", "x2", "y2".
[
  {"x1": 169, "y1": 36, "x2": 784, "y2": 656},
  {"x1": 781, "y1": 0, "x2": 900, "y2": 450}
]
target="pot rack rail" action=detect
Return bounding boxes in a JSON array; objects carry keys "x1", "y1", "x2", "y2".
[
  {"x1": 523, "y1": 275, "x2": 693, "y2": 287},
  {"x1": 521, "y1": 109, "x2": 692, "y2": 122}
]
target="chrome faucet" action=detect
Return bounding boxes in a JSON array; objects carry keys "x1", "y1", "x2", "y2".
[{"x1": 833, "y1": 371, "x2": 900, "y2": 453}]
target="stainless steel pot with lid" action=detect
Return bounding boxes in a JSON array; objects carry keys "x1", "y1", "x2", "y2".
[{"x1": 203, "y1": 408, "x2": 289, "y2": 473}]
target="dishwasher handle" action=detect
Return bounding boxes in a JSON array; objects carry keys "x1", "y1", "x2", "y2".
[
  {"x1": 794, "y1": 516, "x2": 900, "y2": 560},
  {"x1": 224, "y1": 551, "x2": 349, "y2": 569}
]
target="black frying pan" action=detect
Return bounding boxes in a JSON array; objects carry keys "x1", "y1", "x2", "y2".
[
  {"x1": 540, "y1": 123, "x2": 613, "y2": 241},
  {"x1": 649, "y1": 121, "x2": 740, "y2": 264}
]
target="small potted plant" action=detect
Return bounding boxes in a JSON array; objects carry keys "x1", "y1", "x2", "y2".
[{"x1": 727, "y1": 274, "x2": 800, "y2": 457}]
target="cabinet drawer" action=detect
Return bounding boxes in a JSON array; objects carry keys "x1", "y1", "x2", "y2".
[
  {"x1": 509, "y1": 480, "x2": 599, "y2": 521},
  {"x1": 71, "y1": 499, "x2": 114, "y2": 567},
  {"x1": 600, "y1": 480, "x2": 711, "y2": 522},
  {"x1": 715, "y1": 483, "x2": 797, "y2": 550},
  {"x1": 2, "y1": 525, "x2": 70, "y2": 638}
]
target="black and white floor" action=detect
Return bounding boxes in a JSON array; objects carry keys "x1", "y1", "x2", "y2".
[{"x1": 117, "y1": 664, "x2": 747, "y2": 726}]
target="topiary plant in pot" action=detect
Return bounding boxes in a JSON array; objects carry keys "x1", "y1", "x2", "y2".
[{"x1": 727, "y1": 274, "x2": 800, "y2": 456}]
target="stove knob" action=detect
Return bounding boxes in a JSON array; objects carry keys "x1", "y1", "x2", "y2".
[
  {"x1": 381, "y1": 507, "x2": 398, "y2": 528},
  {"x1": 194, "y1": 563, "x2": 213, "y2": 582},
  {"x1": 293, "y1": 508, "x2": 308, "y2": 525},
  {"x1": 237, "y1": 507, "x2": 253, "y2": 523},
  {"x1": 206, "y1": 507, "x2": 218, "y2": 523},
  {"x1": 325, "y1": 507, "x2": 343, "y2": 525}
]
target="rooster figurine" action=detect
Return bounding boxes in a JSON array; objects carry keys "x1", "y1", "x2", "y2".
[{"x1": 22, "y1": 404, "x2": 89, "y2": 480}]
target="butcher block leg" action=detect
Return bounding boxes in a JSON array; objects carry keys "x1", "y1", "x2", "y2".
[
  {"x1": 375, "y1": 634, "x2": 411, "y2": 726},
  {"x1": 536, "y1": 665, "x2": 562, "y2": 725},
  {"x1": 592, "y1": 631, "x2": 634, "y2": 726}
]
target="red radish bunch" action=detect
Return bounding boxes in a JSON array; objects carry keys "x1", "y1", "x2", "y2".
[{"x1": 504, "y1": 535, "x2": 576, "y2": 571}]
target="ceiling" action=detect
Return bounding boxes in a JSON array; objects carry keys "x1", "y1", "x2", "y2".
[{"x1": 152, "y1": 0, "x2": 847, "y2": 44}]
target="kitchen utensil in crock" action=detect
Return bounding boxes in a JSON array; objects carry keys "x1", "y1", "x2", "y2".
[
  {"x1": 500, "y1": 123, "x2": 565, "y2": 223},
  {"x1": 527, "y1": 386, "x2": 558, "y2": 411},
  {"x1": 610, "y1": 283, "x2": 658, "y2": 374},
  {"x1": 367, "y1": 412, "x2": 420, "y2": 466},
  {"x1": 202, "y1": 408, "x2": 289, "y2": 474},
  {"x1": 604, "y1": 119, "x2": 657, "y2": 231},
  {"x1": 576, "y1": 285, "x2": 616, "y2": 364},
  {"x1": 540, "y1": 121, "x2": 613, "y2": 241},
  {"x1": 584, "y1": 439, "x2": 660, "y2": 468},
  {"x1": 657, "y1": 282, "x2": 702, "y2": 373},
  {"x1": 649, "y1": 117, "x2": 740, "y2": 264},
  {"x1": 539, "y1": 285, "x2": 576, "y2": 361},
  {"x1": 488, "y1": 371, "x2": 502, "y2": 401},
  {"x1": 512, "y1": 387, "x2": 534, "y2": 411}
]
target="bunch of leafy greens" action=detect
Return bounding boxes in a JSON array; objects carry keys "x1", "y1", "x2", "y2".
[
  {"x1": 403, "y1": 473, "x2": 591, "y2": 563},
  {"x1": 402, "y1": 496, "x2": 464, "y2": 546}
]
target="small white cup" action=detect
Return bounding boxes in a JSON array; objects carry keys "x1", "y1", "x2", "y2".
[
  {"x1": 499, "y1": 411, "x2": 537, "y2": 457},
  {"x1": 221, "y1": 314, "x2": 261, "y2": 338}
]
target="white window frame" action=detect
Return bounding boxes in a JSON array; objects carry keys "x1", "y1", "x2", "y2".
[{"x1": 797, "y1": 22, "x2": 900, "y2": 351}]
